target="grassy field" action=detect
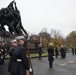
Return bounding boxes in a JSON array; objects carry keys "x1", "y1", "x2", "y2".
[
  {"x1": 30, "y1": 51, "x2": 48, "y2": 57},
  {"x1": 5, "y1": 51, "x2": 48, "y2": 58}
]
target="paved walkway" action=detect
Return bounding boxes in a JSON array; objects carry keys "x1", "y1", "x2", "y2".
[{"x1": 0, "y1": 53, "x2": 76, "y2": 75}]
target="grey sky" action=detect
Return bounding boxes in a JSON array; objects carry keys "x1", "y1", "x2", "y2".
[{"x1": 0, "y1": 0, "x2": 76, "y2": 37}]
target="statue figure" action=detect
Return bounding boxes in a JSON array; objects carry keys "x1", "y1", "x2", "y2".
[{"x1": 0, "y1": 0, "x2": 28, "y2": 36}]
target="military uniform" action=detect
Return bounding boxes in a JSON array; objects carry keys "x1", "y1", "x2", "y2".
[
  {"x1": 0, "y1": 47, "x2": 3, "y2": 65},
  {"x1": 0, "y1": 44, "x2": 5, "y2": 65},
  {"x1": 8, "y1": 39, "x2": 17, "y2": 75},
  {"x1": 2, "y1": 44, "x2": 6, "y2": 63},
  {"x1": 13, "y1": 36, "x2": 29, "y2": 75}
]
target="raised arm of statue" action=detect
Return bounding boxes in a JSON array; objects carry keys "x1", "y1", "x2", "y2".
[
  {"x1": 14, "y1": 2, "x2": 18, "y2": 11},
  {"x1": 7, "y1": 0, "x2": 15, "y2": 10}
]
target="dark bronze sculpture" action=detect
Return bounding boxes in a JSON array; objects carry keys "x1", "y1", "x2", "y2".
[
  {"x1": 0, "y1": 1, "x2": 35, "y2": 74},
  {"x1": 0, "y1": 0, "x2": 28, "y2": 36}
]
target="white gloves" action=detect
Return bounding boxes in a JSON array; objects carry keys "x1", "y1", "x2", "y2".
[
  {"x1": 29, "y1": 68, "x2": 32, "y2": 72},
  {"x1": 53, "y1": 56, "x2": 55, "y2": 58}
]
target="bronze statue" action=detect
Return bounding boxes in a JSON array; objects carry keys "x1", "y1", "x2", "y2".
[{"x1": 0, "y1": 0, "x2": 28, "y2": 36}]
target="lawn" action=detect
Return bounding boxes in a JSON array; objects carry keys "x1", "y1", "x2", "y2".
[{"x1": 5, "y1": 51, "x2": 48, "y2": 58}]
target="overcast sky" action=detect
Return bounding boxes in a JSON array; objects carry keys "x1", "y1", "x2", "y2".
[{"x1": 0, "y1": 0, "x2": 76, "y2": 37}]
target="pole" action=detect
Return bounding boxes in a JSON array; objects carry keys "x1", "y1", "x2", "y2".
[{"x1": 26, "y1": 39, "x2": 34, "y2": 75}]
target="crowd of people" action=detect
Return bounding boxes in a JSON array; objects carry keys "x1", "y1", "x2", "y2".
[
  {"x1": 37, "y1": 42, "x2": 67, "y2": 68},
  {"x1": 0, "y1": 36, "x2": 76, "y2": 75},
  {"x1": 0, "y1": 1, "x2": 76, "y2": 75},
  {"x1": 71, "y1": 47, "x2": 76, "y2": 55},
  {"x1": 47, "y1": 43, "x2": 67, "y2": 68}
]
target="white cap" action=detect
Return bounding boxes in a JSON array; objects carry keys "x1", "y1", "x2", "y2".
[
  {"x1": 11, "y1": 39, "x2": 17, "y2": 43},
  {"x1": 15, "y1": 36, "x2": 25, "y2": 40}
]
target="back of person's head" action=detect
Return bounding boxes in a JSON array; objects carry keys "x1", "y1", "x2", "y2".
[
  {"x1": 49, "y1": 43, "x2": 53, "y2": 46},
  {"x1": 61, "y1": 45, "x2": 63, "y2": 48},
  {"x1": 10, "y1": 39, "x2": 17, "y2": 46}
]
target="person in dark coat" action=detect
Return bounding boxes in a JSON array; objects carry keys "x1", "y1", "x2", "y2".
[
  {"x1": 75, "y1": 47, "x2": 76, "y2": 55},
  {"x1": 64, "y1": 46, "x2": 67, "y2": 58},
  {"x1": 38, "y1": 44, "x2": 42, "y2": 60},
  {"x1": 14, "y1": 36, "x2": 29, "y2": 75},
  {"x1": 48, "y1": 43, "x2": 54, "y2": 68},
  {"x1": 8, "y1": 39, "x2": 17, "y2": 75},
  {"x1": 1, "y1": 44, "x2": 5, "y2": 63},
  {"x1": 0, "y1": 44, "x2": 4, "y2": 65},
  {"x1": 60, "y1": 45, "x2": 65, "y2": 59},
  {"x1": 72, "y1": 47, "x2": 74, "y2": 55},
  {"x1": 55, "y1": 45, "x2": 59, "y2": 58}
]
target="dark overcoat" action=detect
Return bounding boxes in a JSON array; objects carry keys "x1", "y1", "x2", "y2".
[
  {"x1": 38, "y1": 46, "x2": 42, "y2": 55},
  {"x1": 14, "y1": 44, "x2": 29, "y2": 75},
  {"x1": 55, "y1": 47, "x2": 58, "y2": 56},
  {"x1": 48, "y1": 46, "x2": 54, "y2": 62},
  {"x1": 8, "y1": 46, "x2": 16, "y2": 72},
  {"x1": 60, "y1": 47, "x2": 65, "y2": 58}
]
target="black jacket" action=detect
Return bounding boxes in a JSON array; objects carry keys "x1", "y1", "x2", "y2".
[
  {"x1": 8, "y1": 46, "x2": 16, "y2": 72},
  {"x1": 14, "y1": 44, "x2": 29, "y2": 75},
  {"x1": 48, "y1": 46, "x2": 54, "y2": 61}
]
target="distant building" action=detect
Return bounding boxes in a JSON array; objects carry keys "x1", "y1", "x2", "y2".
[{"x1": 30, "y1": 35, "x2": 40, "y2": 41}]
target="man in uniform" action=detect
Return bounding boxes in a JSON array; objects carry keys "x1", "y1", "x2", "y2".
[
  {"x1": 8, "y1": 39, "x2": 17, "y2": 75},
  {"x1": 0, "y1": 43, "x2": 5, "y2": 65},
  {"x1": 14, "y1": 36, "x2": 29, "y2": 75},
  {"x1": 0, "y1": 44, "x2": 3, "y2": 65}
]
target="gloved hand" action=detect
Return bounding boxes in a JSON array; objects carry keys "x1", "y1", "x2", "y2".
[
  {"x1": 53, "y1": 56, "x2": 55, "y2": 58},
  {"x1": 29, "y1": 68, "x2": 32, "y2": 72}
]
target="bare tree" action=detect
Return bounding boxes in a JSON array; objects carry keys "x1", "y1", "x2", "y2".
[{"x1": 50, "y1": 29, "x2": 60, "y2": 38}]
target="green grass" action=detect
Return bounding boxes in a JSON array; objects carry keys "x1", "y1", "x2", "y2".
[
  {"x1": 30, "y1": 52, "x2": 48, "y2": 57},
  {"x1": 5, "y1": 52, "x2": 48, "y2": 58},
  {"x1": 5, "y1": 54, "x2": 10, "y2": 58}
]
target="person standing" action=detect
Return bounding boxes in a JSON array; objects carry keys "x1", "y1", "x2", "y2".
[
  {"x1": 75, "y1": 47, "x2": 76, "y2": 55},
  {"x1": 8, "y1": 39, "x2": 17, "y2": 75},
  {"x1": 60, "y1": 45, "x2": 65, "y2": 58},
  {"x1": 55, "y1": 45, "x2": 59, "y2": 58},
  {"x1": 72, "y1": 47, "x2": 74, "y2": 55},
  {"x1": 14, "y1": 36, "x2": 29, "y2": 75},
  {"x1": 48, "y1": 43, "x2": 54, "y2": 68},
  {"x1": 38, "y1": 44, "x2": 42, "y2": 60},
  {"x1": 64, "y1": 46, "x2": 67, "y2": 58}
]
